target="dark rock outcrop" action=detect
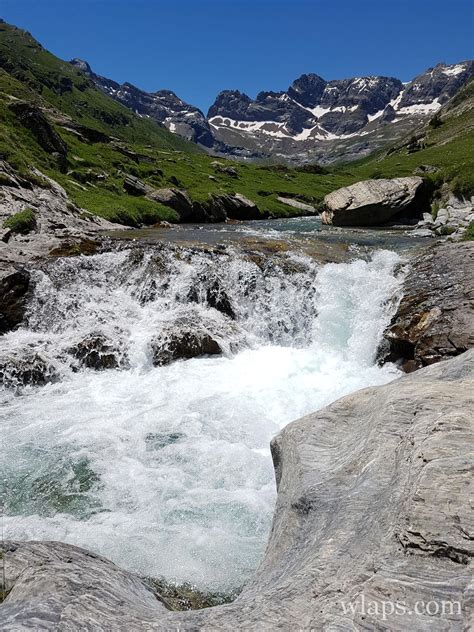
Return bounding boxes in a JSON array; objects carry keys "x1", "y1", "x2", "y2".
[
  {"x1": 68, "y1": 334, "x2": 121, "y2": 370},
  {"x1": 0, "y1": 268, "x2": 30, "y2": 333},
  {"x1": 0, "y1": 350, "x2": 58, "y2": 387},
  {"x1": 8, "y1": 101, "x2": 68, "y2": 169},
  {"x1": 321, "y1": 176, "x2": 424, "y2": 226},
  {"x1": 208, "y1": 193, "x2": 264, "y2": 221},
  {"x1": 380, "y1": 241, "x2": 474, "y2": 371},
  {"x1": 69, "y1": 58, "x2": 220, "y2": 150},
  {"x1": 123, "y1": 175, "x2": 148, "y2": 196},
  {"x1": 2, "y1": 350, "x2": 473, "y2": 629},
  {"x1": 148, "y1": 187, "x2": 194, "y2": 221},
  {"x1": 151, "y1": 323, "x2": 222, "y2": 365}
]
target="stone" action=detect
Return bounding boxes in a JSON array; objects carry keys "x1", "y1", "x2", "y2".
[
  {"x1": 277, "y1": 196, "x2": 317, "y2": 213},
  {"x1": 411, "y1": 228, "x2": 434, "y2": 237},
  {"x1": 68, "y1": 334, "x2": 122, "y2": 370},
  {"x1": 0, "y1": 350, "x2": 58, "y2": 387},
  {"x1": 207, "y1": 193, "x2": 264, "y2": 221},
  {"x1": 214, "y1": 165, "x2": 239, "y2": 178},
  {"x1": 321, "y1": 176, "x2": 425, "y2": 226},
  {"x1": 123, "y1": 174, "x2": 148, "y2": 196},
  {"x1": 379, "y1": 241, "x2": 474, "y2": 369},
  {"x1": 150, "y1": 312, "x2": 226, "y2": 366},
  {"x1": 0, "y1": 167, "x2": 123, "y2": 269},
  {"x1": 0, "y1": 268, "x2": 30, "y2": 333},
  {"x1": 8, "y1": 101, "x2": 68, "y2": 162},
  {"x1": 147, "y1": 187, "x2": 194, "y2": 221},
  {"x1": 1, "y1": 350, "x2": 473, "y2": 629},
  {"x1": 151, "y1": 327, "x2": 222, "y2": 365}
]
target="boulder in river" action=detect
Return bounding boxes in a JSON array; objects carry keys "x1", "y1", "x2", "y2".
[
  {"x1": 68, "y1": 333, "x2": 122, "y2": 370},
  {"x1": 151, "y1": 317, "x2": 223, "y2": 365},
  {"x1": 2, "y1": 350, "x2": 473, "y2": 629},
  {"x1": 0, "y1": 350, "x2": 58, "y2": 388},
  {"x1": 321, "y1": 176, "x2": 424, "y2": 226}
]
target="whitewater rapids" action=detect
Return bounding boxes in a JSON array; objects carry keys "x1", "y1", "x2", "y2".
[{"x1": 1, "y1": 245, "x2": 402, "y2": 591}]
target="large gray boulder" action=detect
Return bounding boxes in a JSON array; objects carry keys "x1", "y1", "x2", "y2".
[
  {"x1": 321, "y1": 176, "x2": 424, "y2": 226},
  {"x1": 2, "y1": 350, "x2": 473, "y2": 630}
]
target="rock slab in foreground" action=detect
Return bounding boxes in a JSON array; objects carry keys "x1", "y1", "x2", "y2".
[
  {"x1": 380, "y1": 240, "x2": 474, "y2": 371},
  {"x1": 2, "y1": 350, "x2": 473, "y2": 630},
  {"x1": 321, "y1": 176, "x2": 424, "y2": 226}
]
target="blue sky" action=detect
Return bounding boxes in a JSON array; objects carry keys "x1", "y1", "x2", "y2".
[{"x1": 1, "y1": 0, "x2": 473, "y2": 113}]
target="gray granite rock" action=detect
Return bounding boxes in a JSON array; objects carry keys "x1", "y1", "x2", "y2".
[
  {"x1": 2, "y1": 350, "x2": 473, "y2": 630},
  {"x1": 321, "y1": 176, "x2": 424, "y2": 226}
]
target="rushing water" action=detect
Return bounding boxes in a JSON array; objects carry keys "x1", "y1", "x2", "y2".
[{"x1": 1, "y1": 243, "x2": 403, "y2": 591}]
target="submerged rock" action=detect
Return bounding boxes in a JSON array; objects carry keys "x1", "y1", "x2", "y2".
[
  {"x1": 151, "y1": 325, "x2": 222, "y2": 365},
  {"x1": 68, "y1": 334, "x2": 122, "y2": 370},
  {"x1": 0, "y1": 350, "x2": 58, "y2": 387},
  {"x1": 0, "y1": 267, "x2": 30, "y2": 333},
  {"x1": 321, "y1": 176, "x2": 424, "y2": 226},
  {"x1": 379, "y1": 241, "x2": 474, "y2": 370},
  {"x1": 1, "y1": 350, "x2": 473, "y2": 629}
]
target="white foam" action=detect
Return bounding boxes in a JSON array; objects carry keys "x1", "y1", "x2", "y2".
[{"x1": 1, "y1": 249, "x2": 402, "y2": 591}]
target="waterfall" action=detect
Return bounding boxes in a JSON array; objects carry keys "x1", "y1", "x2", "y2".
[{"x1": 0, "y1": 244, "x2": 402, "y2": 591}]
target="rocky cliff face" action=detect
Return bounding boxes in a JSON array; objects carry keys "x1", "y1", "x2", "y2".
[
  {"x1": 380, "y1": 241, "x2": 474, "y2": 371},
  {"x1": 69, "y1": 58, "x2": 220, "y2": 150},
  {"x1": 2, "y1": 350, "x2": 473, "y2": 629}
]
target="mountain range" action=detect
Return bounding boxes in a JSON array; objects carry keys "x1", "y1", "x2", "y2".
[{"x1": 70, "y1": 58, "x2": 473, "y2": 164}]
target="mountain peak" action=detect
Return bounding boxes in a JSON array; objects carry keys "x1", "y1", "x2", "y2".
[{"x1": 70, "y1": 58, "x2": 92, "y2": 74}]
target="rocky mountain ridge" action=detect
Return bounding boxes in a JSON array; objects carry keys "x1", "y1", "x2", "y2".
[{"x1": 70, "y1": 57, "x2": 473, "y2": 163}]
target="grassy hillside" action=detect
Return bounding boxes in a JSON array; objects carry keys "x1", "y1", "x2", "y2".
[{"x1": 0, "y1": 19, "x2": 472, "y2": 227}]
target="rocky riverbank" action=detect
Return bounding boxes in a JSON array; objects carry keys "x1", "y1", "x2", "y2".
[
  {"x1": 0, "y1": 164, "x2": 121, "y2": 332},
  {"x1": 2, "y1": 350, "x2": 473, "y2": 630},
  {"x1": 379, "y1": 240, "x2": 474, "y2": 371}
]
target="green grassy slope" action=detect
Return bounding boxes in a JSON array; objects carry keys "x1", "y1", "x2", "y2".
[{"x1": 0, "y1": 19, "x2": 472, "y2": 227}]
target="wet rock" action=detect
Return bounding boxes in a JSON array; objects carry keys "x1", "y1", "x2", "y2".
[
  {"x1": 379, "y1": 241, "x2": 474, "y2": 369},
  {"x1": 2, "y1": 350, "x2": 473, "y2": 629},
  {"x1": 151, "y1": 324, "x2": 222, "y2": 365},
  {"x1": 68, "y1": 334, "x2": 121, "y2": 370},
  {"x1": 321, "y1": 176, "x2": 424, "y2": 226},
  {"x1": 146, "y1": 577, "x2": 237, "y2": 610},
  {"x1": 187, "y1": 277, "x2": 235, "y2": 319},
  {"x1": 0, "y1": 350, "x2": 58, "y2": 387},
  {"x1": 144, "y1": 432, "x2": 185, "y2": 451},
  {"x1": 0, "y1": 267, "x2": 30, "y2": 333}
]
